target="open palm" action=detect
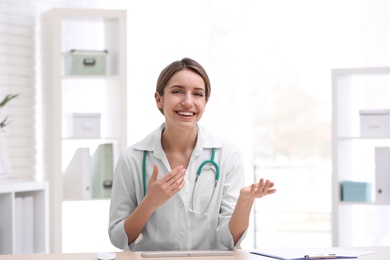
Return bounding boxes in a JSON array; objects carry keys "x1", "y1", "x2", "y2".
[{"x1": 240, "y1": 178, "x2": 276, "y2": 200}]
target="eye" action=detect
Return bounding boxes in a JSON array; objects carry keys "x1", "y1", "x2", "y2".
[
  {"x1": 172, "y1": 89, "x2": 184, "y2": 94},
  {"x1": 194, "y1": 92, "x2": 204, "y2": 97}
]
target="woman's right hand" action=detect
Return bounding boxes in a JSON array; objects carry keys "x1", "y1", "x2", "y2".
[
  {"x1": 144, "y1": 164, "x2": 186, "y2": 208},
  {"x1": 123, "y1": 164, "x2": 185, "y2": 245}
]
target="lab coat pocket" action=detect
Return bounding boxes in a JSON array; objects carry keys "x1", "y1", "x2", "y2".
[{"x1": 188, "y1": 206, "x2": 212, "y2": 248}]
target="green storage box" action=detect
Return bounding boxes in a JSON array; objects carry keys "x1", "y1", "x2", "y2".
[
  {"x1": 64, "y1": 49, "x2": 108, "y2": 75},
  {"x1": 341, "y1": 181, "x2": 371, "y2": 202}
]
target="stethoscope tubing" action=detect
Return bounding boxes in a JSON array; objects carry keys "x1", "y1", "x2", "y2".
[{"x1": 142, "y1": 148, "x2": 220, "y2": 213}]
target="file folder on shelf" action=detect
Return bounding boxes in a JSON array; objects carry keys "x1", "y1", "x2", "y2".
[
  {"x1": 63, "y1": 148, "x2": 92, "y2": 200},
  {"x1": 92, "y1": 143, "x2": 114, "y2": 198}
]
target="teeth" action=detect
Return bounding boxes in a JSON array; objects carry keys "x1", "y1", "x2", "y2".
[{"x1": 178, "y1": 112, "x2": 193, "y2": 116}]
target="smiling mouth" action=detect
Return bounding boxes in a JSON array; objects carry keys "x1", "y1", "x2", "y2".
[{"x1": 177, "y1": 111, "x2": 195, "y2": 117}]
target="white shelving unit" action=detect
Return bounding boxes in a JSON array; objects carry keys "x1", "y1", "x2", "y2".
[
  {"x1": 332, "y1": 67, "x2": 390, "y2": 247},
  {"x1": 40, "y1": 8, "x2": 127, "y2": 253},
  {"x1": 0, "y1": 180, "x2": 48, "y2": 254}
]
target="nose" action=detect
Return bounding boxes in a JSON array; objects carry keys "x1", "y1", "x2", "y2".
[{"x1": 181, "y1": 93, "x2": 193, "y2": 106}]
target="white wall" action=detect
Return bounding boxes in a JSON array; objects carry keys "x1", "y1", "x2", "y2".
[{"x1": 0, "y1": 0, "x2": 37, "y2": 178}]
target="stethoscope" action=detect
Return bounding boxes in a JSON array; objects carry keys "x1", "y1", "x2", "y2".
[{"x1": 142, "y1": 148, "x2": 220, "y2": 215}]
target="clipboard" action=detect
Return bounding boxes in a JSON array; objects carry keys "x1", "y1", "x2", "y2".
[{"x1": 249, "y1": 248, "x2": 378, "y2": 260}]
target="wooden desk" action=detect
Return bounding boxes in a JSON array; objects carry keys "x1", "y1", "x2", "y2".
[{"x1": 0, "y1": 247, "x2": 389, "y2": 260}]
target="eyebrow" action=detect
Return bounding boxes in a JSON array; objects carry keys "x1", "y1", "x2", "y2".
[{"x1": 169, "y1": 85, "x2": 205, "y2": 92}]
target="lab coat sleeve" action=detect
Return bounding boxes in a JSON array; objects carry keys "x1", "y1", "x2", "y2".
[
  {"x1": 216, "y1": 142, "x2": 248, "y2": 249},
  {"x1": 108, "y1": 149, "x2": 140, "y2": 250}
]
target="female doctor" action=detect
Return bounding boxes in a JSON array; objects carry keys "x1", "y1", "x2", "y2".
[{"x1": 108, "y1": 57, "x2": 276, "y2": 251}]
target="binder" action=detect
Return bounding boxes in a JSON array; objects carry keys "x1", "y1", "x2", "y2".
[
  {"x1": 14, "y1": 197, "x2": 23, "y2": 254},
  {"x1": 15, "y1": 196, "x2": 34, "y2": 254},
  {"x1": 63, "y1": 148, "x2": 92, "y2": 200},
  {"x1": 23, "y1": 196, "x2": 34, "y2": 254},
  {"x1": 375, "y1": 147, "x2": 390, "y2": 203},
  {"x1": 91, "y1": 143, "x2": 114, "y2": 198}
]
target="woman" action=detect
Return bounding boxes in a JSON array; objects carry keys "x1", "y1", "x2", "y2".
[{"x1": 108, "y1": 57, "x2": 276, "y2": 251}]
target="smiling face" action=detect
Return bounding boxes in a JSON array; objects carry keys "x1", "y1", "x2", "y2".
[{"x1": 155, "y1": 69, "x2": 208, "y2": 129}]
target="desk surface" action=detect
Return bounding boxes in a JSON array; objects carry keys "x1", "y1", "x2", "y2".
[{"x1": 0, "y1": 247, "x2": 389, "y2": 260}]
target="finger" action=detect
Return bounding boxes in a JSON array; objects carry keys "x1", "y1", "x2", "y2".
[
  {"x1": 250, "y1": 183, "x2": 258, "y2": 195},
  {"x1": 267, "y1": 188, "x2": 277, "y2": 194},
  {"x1": 172, "y1": 176, "x2": 186, "y2": 193},
  {"x1": 262, "y1": 179, "x2": 271, "y2": 194},
  {"x1": 262, "y1": 180, "x2": 277, "y2": 195},
  {"x1": 168, "y1": 168, "x2": 186, "y2": 190},
  {"x1": 265, "y1": 180, "x2": 276, "y2": 192},
  {"x1": 165, "y1": 166, "x2": 184, "y2": 181},
  {"x1": 255, "y1": 178, "x2": 264, "y2": 194},
  {"x1": 165, "y1": 166, "x2": 185, "y2": 184},
  {"x1": 259, "y1": 178, "x2": 264, "y2": 189},
  {"x1": 148, "y1": 164, "x2": 159, "y2": 185}
]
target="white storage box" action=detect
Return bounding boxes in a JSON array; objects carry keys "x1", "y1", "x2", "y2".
[
  {"x1": 64, "y1": 50, "x2": 108, "y2": 76},
  {"x1": 68, "y1": 113, "x2": 101, "y2": 138},
  {"x1": 360, "y1": 109, "x2": 390, "y2": 137}
]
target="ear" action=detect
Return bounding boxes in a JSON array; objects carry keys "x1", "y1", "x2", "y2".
[{"x1": 155, "y1": 92, "x2": 163, "y2": 110}]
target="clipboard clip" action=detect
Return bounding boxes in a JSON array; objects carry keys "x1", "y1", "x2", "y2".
[{"x1": 304, "y1": 254, "x2": 337, "y2": 259}]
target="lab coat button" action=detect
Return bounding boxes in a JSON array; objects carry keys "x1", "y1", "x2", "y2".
[{"x1": 179, "y1": 201, "x2": 184, "y2": 207}]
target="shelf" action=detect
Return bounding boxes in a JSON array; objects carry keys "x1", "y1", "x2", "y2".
[
  {"x1": 338, "y1": 201, "x2": 390, "y2": 206},
  {"x1": 336, "y1": 137, "x2": 390, "y2": 140},
  {"x1": 41, "y1": 8, "x2": 127, "y2": 253},
  {"x1": 332, "y1": 67, "x2": 390, "y2": 247},
  {"x1": 62, "y1": 74, "x2": 120, "y2": 78},
  {"x1": 61, "y1": 138, "x2": 122, "y2": 142},
  {"x1": 0, "y1": 180, "x2": 49, "y2": 254}
]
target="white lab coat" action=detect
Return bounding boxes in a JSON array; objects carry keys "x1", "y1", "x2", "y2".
[{"x1": 108, "y1": 123, "x2": 247, "y2": 251}]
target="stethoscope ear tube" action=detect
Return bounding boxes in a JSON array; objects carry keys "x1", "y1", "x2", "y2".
[{"x1": 196, "y1": 148, "x2": 220, "y2": 181}]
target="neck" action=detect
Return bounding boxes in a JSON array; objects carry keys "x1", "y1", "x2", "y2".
[{"x1": 161, "y1": 125, "x2": 197, "y2": 153}]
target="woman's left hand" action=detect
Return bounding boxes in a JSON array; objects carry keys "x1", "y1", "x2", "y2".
[
  {"x1": 240, "y1": 178, "x2": 276, "y2": 201},
  {"x1": 229, "y1": 178, "x2": 277, "y2": 243}
]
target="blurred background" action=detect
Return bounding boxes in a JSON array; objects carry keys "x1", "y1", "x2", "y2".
[{"x1": 2, "y1": 0, "x2": 390, "y2": 253}]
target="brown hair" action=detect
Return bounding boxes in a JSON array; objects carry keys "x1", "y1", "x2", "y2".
[{"x1": 155, "y1": 57, "x2": 211, "y2": 114}]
